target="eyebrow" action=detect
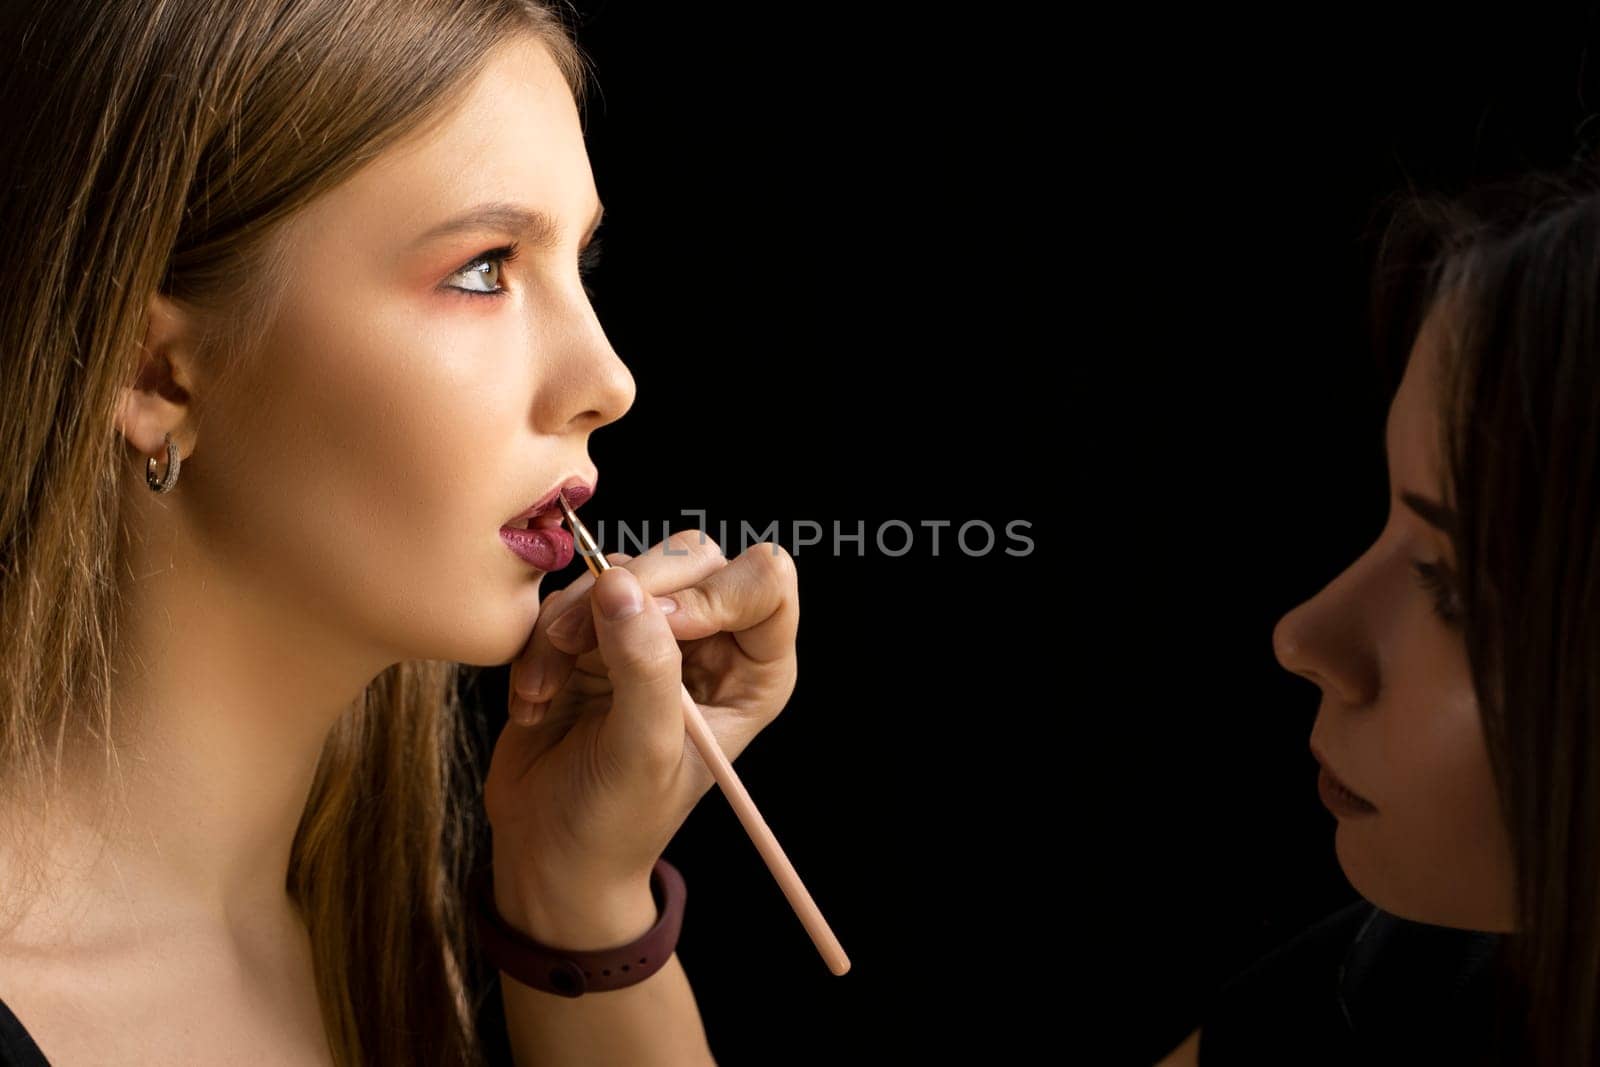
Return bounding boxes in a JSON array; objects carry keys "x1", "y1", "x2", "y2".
[
  {"x1": 1385, "y1": 414, "x2": 1460, "y2": 539},
  {"x1": 410, "y1": 199, "x2": 605, "y2": 250},
  {"x1": 1400, "y1": 491, "x2": 1459, "y2": 539}
]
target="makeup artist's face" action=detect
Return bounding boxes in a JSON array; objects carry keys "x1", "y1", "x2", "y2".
[
  {"x1": 191, "y1": 35, "x2": 633, "y2": 667},
  {"x1": 1270, "y1": 299, "x2": 1516, "y2": 933}
]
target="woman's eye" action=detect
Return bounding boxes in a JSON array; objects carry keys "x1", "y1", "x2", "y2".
[
  {"x1": 444, "y1": 243, "x2": 521, "y2": 298},
  {"x1": 442, "y1": 237, "x2": 604, "y2": 301},
  {"x1": 578, "y1": 235, "x2": 603, "y2": 302},
  {"x1": 1410, "y1": 559, "x2": 1465, "y2": 626}
]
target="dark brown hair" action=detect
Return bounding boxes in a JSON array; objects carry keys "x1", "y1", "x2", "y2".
[
  {"x1": 1365, "y1": 155, "x2": 1600, "y2": 1064},
  {"x1": 0, "y1": 1, "x2": 592, "y2": 1063}
]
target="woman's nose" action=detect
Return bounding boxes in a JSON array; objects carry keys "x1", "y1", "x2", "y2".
[
  {"x1": 541, "y1": 320, "x2": 637, "y2": 434},
  {"x1": 583, "y1": 342, "x2": 636, "y2": 430}
]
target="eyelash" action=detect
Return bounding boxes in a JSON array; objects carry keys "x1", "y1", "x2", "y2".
[
  {"x1": 1410, "y1": 559, "x2": 1464, "y2": 625},
  {"x1": 444, "y1": 237, "x2": 605, "y2": 300}
]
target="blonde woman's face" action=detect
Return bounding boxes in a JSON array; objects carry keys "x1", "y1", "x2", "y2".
[
  {"x1": 1271, "y1": 302, "x2": 1517, "y2": 933},
  {"x1": 179, "y1": 36, "x2": 633, "y2": 668}
]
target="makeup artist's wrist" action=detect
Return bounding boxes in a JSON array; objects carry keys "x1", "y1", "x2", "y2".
[{"x1": 491, "y1": 860, "x2": 658, "y2": 950}]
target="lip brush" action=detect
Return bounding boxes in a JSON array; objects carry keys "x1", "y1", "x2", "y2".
[{"x1": 555, "y1": 491, "x2": 851, "y2": 977}]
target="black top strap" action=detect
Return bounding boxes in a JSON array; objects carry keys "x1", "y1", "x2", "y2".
[{"x1": 0, "y1": 996, "x2": 48, "y2": 1067}]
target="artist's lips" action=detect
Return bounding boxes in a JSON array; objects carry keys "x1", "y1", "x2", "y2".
[{"x1": 1310, "y1": 743, "x2": 1378, "y2": 814}]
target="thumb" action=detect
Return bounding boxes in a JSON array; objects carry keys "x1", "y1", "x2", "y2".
[{"x1": 588, "y1": 566, "x2": 687, "y2": 785}]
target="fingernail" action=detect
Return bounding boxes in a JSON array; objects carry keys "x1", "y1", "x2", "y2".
[
  {"x1": 515, "y1": 659, "x2": 545, "y2": 700},
  {"x1": 597, "y1": 569, "x2": 644, "y2": 620},
  {"x1": 547, "y1": 606, "x2": 587, "y2": 644},
  {"x1": 655, "y1": 596, "x2": 678, "y2": 615}
]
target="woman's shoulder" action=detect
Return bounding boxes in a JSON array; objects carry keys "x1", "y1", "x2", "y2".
[{"x1": 1196, "y1": 897, "x2": 1508, "y2": 1066}]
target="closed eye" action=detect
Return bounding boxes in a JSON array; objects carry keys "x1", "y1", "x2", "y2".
[{"x1": 1410, "y1": 558, "x2": 1464, "y2": 625}]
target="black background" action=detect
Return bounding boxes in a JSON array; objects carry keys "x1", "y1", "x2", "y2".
[
  {"x1": 469, "y1": 2, "x2": 1600, "y2": 1064},
  {"x1": 469, "y1": 2, "x2": 1054, "y2": 1063}
]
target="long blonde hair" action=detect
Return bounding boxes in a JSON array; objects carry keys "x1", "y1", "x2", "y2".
[{"x1": 0, "y1": 1, "x2": 590, "y2": 1062}]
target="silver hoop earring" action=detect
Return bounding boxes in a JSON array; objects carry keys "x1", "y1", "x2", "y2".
[{"x1": 146, "y1": 432, "x2": 180, "y2": 494}]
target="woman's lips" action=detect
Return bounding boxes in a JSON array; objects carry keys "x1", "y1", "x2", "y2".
[
  {"x1": 499, "y1": 525, "x2": 574, "y2": 571},
  {"x1": 506, "y1": 481, "x2": 593, "y2": 525},
  {"x1": 499, "y1": 478, "x2": 591, "y2": 571}
]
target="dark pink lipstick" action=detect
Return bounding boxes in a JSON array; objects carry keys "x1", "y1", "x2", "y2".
[
  {"x1": 500, "y1": 477, "x2": 593, "y2": 571},
  {"x1": 505, "y1": 479, "x2": 593, "y2": 525}
]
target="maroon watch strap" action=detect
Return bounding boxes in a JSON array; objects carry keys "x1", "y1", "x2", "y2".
[{"x1": 469, "y1": 858, "x2": 685, "y2": 998}]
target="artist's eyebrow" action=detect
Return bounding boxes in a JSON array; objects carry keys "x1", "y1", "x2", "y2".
[
  {"x1": 1386, "y1": 411, "x2": 1460, "y2": 539},
  {"x1": 1401, "y1": 490, "x2": 1459, "y2": 539},
  {"x1": 409, "y1": 199, "x2": 605, "y2": 250}
]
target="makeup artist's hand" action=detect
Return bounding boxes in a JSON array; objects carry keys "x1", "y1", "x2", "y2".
[{"x1": 482, "y1": 528, "x2": 799, "y2": 937}]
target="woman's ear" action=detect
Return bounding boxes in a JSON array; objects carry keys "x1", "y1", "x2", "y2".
[{"x1": 116, "y1": 291, "x2": 200, "y2": 460}]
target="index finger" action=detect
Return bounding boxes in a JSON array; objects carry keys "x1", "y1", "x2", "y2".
[{"x1": 670, "y1": 540, "x2": 799, "y2": 664}]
